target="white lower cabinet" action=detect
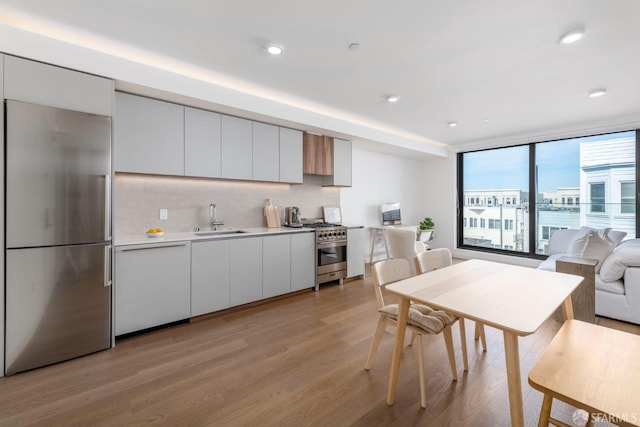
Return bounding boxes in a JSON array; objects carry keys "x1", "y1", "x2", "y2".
[
  {"x1": 189, "y1": 232, "x2": 314, "y2": 317},
  {"x1": 191, "y1": 240, "x2": 230, "y2": 316},
  {"x1": 115, "y1": 242, "x2": 191, "y2": 336},
  {"x1": 347, "y1": 228, "x2": 365, "y2": 278},
  {"x1": 291, "y1": 233, "x2": 315, "y2": 291},
  {"x1": 116, "y1": 233, "x2": 315, "y2": 326},
  {"x1": 229, "y1": 237, "x2": 263, "y2": 306},
  {"x1": 263, "y1": 235, "x2": 291, "y2": 298}
]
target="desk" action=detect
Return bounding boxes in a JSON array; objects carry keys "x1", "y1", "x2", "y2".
[
  {"x1": 529, "y1": 319, "x2": 640, "y2": 427},
  {"x1": 384, "y1": 259, "x2": 582, "y2": 427}
]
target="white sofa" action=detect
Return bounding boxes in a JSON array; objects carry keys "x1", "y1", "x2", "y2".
[{"x1": 537, "y1": 227, "x2": 640, "y2": 325}]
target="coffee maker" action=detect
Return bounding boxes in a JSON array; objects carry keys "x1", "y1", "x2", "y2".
[{"x1": 285, "y1": 207, "x2": 302, "y2": 227}]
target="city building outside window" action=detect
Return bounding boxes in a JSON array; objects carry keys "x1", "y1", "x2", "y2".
[{"x1": 459, "y1": 130, "x2": 637, "y2": 256}]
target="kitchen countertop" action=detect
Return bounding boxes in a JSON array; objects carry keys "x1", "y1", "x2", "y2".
[{"x1": 115, "y1": 226, "x2": 314, "y2": 246}]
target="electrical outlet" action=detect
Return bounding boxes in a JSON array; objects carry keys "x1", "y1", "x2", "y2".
[{"x1": 160, "y1": 208, "x2": 168, "y2": 220}]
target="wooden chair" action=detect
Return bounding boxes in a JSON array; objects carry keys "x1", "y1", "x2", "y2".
[
  {"x1": 385, "y1": 227, "x2": 425, "y2": 276},
  {"x1": 364, "y1": 258, "x2": 465, "y2": 408},
  {"x1": 414, "y1": 249, "x2": 487, "y2": 353}
]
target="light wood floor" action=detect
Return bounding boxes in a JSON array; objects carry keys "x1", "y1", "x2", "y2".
[{"x1": 1, "y1": 268, "x2": 638, "y2": 427}]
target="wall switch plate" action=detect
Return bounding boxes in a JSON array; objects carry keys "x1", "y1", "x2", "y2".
[{"x1": 160, "y1": 208, "x2": 168, "y2": 220}]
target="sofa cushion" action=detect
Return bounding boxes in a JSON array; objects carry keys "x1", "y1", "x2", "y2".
[
  {"x1": 595, "y1": 274, "x2": 625, "y2": 295},
  {"x1": 599, "y1": 239, "x2": 640, "y2": 282}
]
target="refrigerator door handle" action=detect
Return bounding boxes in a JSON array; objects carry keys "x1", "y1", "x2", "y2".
[
  {"x1": 105, "y1": 174, "x2": 111, "y2": 241},
  {"x1": 104, "y1": 245, "x2": 112, "y2": 287}
]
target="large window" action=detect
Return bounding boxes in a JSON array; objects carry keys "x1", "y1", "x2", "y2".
[
  {"x1": 458, "y1": 130, "x2": 638, "y2": 257},
  {"x1": 460, "y1": 145, "x2": 529, "y2": 252}
]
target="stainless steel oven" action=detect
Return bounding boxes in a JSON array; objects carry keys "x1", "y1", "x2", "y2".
[{"x1": 313, "y1": 224, "x2": 348, "y2": 290}]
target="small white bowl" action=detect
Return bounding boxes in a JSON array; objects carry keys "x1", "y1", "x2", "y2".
[{"x1": 146, "y1": 231, "x2": 164, "y2": 237}]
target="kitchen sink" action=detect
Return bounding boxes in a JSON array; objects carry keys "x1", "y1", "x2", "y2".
[{"x1": 194, "y1": 229, "x2": 248, "y2": 236}]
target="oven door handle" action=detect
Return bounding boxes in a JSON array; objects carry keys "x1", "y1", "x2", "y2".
[{"x1": 317, "y1": 241, "x2": 347, "y2": 249}]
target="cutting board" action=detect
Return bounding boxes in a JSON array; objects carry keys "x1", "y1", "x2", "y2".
[{"x1": 264, "y1": 199, "x2": 280, "y2": 228}]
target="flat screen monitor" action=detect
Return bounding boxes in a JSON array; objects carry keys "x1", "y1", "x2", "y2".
[{"x1": 381, "y1": 202, "x2": 401, "y2": 225}]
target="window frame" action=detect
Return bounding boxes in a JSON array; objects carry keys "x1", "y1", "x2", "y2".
[{"x1": 457, "y1": 129, "x2": 640, "y2": 259}]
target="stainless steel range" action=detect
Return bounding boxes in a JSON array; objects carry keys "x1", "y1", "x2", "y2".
[{"x1": 304, "y1": 222, "x2": 348, "y2": 290}]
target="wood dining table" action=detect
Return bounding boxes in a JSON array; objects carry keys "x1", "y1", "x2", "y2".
[{"x1": 384, "y1": 259, "x2": 583, "y2": 427}]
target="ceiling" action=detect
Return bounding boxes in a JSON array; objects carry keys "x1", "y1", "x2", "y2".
[{"x1": 1, "y1": 0, "x2": 640, "y2": 158}]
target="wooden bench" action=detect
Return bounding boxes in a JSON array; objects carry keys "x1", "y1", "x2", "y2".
[{"x1": 528, "y1": 319, "x2": 640, "y2": 427}]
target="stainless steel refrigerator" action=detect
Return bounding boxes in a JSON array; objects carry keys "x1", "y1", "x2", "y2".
[{"x1": 5, "y1": 100, "x2": 112, "y2": 375}]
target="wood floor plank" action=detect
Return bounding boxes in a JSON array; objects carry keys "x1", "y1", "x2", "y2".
[{"x1": 1, "y1": 266, "x2": 638, "y2": 426}]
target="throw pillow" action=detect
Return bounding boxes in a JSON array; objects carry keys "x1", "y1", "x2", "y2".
[
  {"x1": 580, "y1": 231, "x2": 616, "y2": 273},
  {"x1": 604, "y1": 228, "x2": 627, "y2": 246},
  {"x1": 600, "y1": 239, "x2": 640, "y2": 282},
  {"x1": 568, "y1": 227, "x2": 591, "y2": 257}
]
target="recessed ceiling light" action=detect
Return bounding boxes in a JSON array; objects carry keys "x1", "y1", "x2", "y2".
[
  {"x1": 587, "y1": 88, "x2": 607, "y2": 98},
  {"x1": 448, "y1": 121, "x2": 458, "y2": 127},
  {"x1": 266, "y1": 44, "x2": 284, "y2": 55},
  {"x1": 484, "y1": 118, "x2": 492, "y2": 122},
  {"x1": 559, "y1": 28, "x2": 585, "y2": 44},
  {"x1": 387, "y1": 95, "x2": 399, "y2": 103}
]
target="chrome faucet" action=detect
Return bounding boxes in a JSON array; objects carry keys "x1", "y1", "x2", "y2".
[{"x1": 210, "y1": 203, "x2": 224, "y2": 230}]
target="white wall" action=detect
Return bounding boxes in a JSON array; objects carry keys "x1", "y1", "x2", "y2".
[
  {"x1": 420, "y1": 152, "x2": 456, "y2": 251},
  {"x1": 341, "y1": 147, "x2": 425, "y2": 262}
]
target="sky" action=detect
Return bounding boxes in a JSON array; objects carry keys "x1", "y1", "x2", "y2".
[{"x1": 463, "y1": 131, "x2": 635, "y2": 193}]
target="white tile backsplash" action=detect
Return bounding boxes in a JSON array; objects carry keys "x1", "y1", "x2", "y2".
[{"x1": 114, "y1": 173, "x2": 340, "y2": 236}]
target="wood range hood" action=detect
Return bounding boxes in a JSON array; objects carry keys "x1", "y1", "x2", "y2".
[
  {"x1": 302, "y1": 132, "x2": 352, "y2": 187},
  {"x1": 303, "y1": 132, "x2": 334, "y2": 176}
]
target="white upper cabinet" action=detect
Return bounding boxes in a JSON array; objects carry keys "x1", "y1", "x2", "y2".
[
  {"x1": 221, "y1": 115, "x2": 253, "y2": 180},
  {"x1": 327, "y1": 138, "x2": 352, "y2": 187},
  {"x1": 114, "y1": 92, "x2": 185, "y2": 176},
  {"x1": 279, "y1": 128, "x2": 303, "y2": 184},
  {"x1": 4, "y1": 55, "x2": 113, "y2": 116},
  {"x1": 185, "y1": 107, "x2": 222, "y2": 178},
  {"x1": 252, "y1": 122, "x2": 280, "y2": 182}
]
